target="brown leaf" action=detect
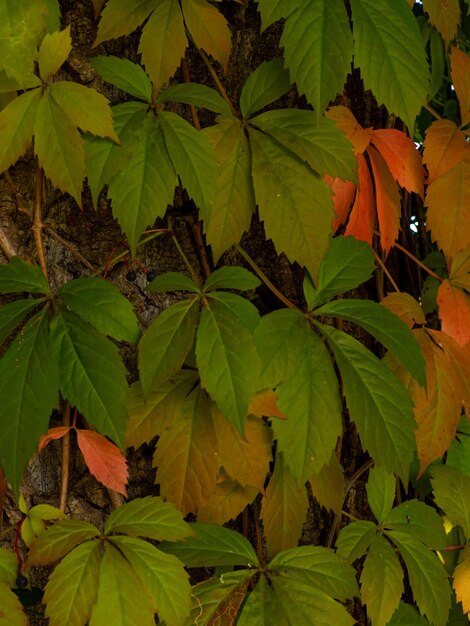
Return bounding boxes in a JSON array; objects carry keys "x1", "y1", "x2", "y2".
[
  {"x1": 309, "y1": 452, "x2": 346, "y2": 515},
  {"x1": 198, "y1": 473, "x2": 258, "y2": 524},
  {"x1": 248, "y1": 389, "x2": 287, "y2": 420}
]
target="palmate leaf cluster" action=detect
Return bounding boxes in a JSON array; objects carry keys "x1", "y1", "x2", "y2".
[{"x1": 1, "y1": 0, "x2": 470, "y2": 625}]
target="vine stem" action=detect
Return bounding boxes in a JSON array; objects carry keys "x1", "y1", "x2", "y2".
[
  {"x1": 372, "y1": 248, "x2": 400, "y2": 292},
  {"x1": 234, "y1": 244, "x2": 298, "y2": 309},
  {"x1": 169, "y1": 220, "x2": 202, "y2": 287},
  {"x1": 59, "y1": 403, "x2": 71, "y2": 513},
  {"x1": 0, "y1": 226, "x2": 16, "y2": 259},
  {"x1": 424, "y1": 104, "x2": 443, "y2": 121},
  {"x1": 32, "y1": 161, "x2": 48, "y2": 280}
]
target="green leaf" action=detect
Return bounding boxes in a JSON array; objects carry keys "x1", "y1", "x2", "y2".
[
  {"x1": 250, "y1": 127, "x2": 334, "y2": 281},
  {"x1": 159, "y1": 522, "x2": 259, "y2": 567},
  {"x1": 25, "y1": 520, "x2": 100, "y2": 566},
  {"x1": 237, "y1": 575, "x2": 290, "y2": 626},
  {"x1": 447, "y1": 417, "x2": 470, "y2": 477},
  {"x1": 158, "y1": 82, "x2": 230, "y2": 115},
  {"x1": 43, "y1": 540, "x2": 101, "y2": 626},
  {"x1": 386, "y1": 530, "x2": 452, "y2": 626},
  {"x1": 0, "y1": 581, "x2": 28, "y2": 625},
  {"x1": 196, "y1": 297, "x2": 260, "y2": 432},
  {"x1": 270, "y1": 545, "x2": 359, "y2": 601},
  {"x1": 386, "y1": 603, "x2": 431, "y2": 626},
  {"x1": 58, "y1": 277, "x2": 140, "y2": 343},
  {"x1": 206, "y1": 291, "x2": 260, "y2": 333},
  {"x1": 204, "y1": 117, "x2": 256, "y2": 264},
  {"x1": 93, "y1": 0, "x2": 157, "y2": 46},
  {"x1": 261, "y1": 452, "x2": 309, "y2": 558},
  {"x1": 139, "y1": 0, "x2": 187, "y2": 93},
  {"x1": 251, "y1": 110, "x2": 357, "y2": 182},
  {"x1": 317, "y1": 323, "x2": 416, "y2": 481},
  {"x1": 50, "y1": 308, "x2": 129, "y2": 447},
  {"x1": 0, "y1": 89, "x2": 40, "y2": 174},
  {"x1": 42, "y1": 0, "x2": 61, "y2": 34},
  {"x1": 109, "y1": 536, "x2": 191, "y2": 626},
  {"x1": 0, "y1": 547, "x2": 18, "y2": 586},
  {"x1": 366, "y1": 466, "x2": 396, "y2": 524},
  {"x1": 50, "y1": 81, "x2": 119, "y2": 142},
  {"x1": 159, "y1": 110, "x2": 216, "y2": 223},
  {"x1": 204, "y1": 266, "x2": 261, "y2": 292},
  {"x1": 240, "y1": 58, "x2": 291, "y2": 119},
  {"x1": 273, "y1": 318, "x2": 342, "y2": 484},
  {"x1": 314, "y1": 299, "x2": 427, "y2": 388},
  {"x1": 310, "y1": 236, "x2": 376, "y2": 305},
  {"x1": 256, "y1": 0, "x2": 298, "y2": 31},
  {"x1": 431, "y1": 466, "x2": 470, "y2": 538},
  {"x1": 335, "y1": 520, "x2": 378, "y2": 563},
  {"x1": 281, "y1": 0, "x2": 353, "y2": 120},
  {"x1": 349, "y1": 0, "x2": 429, "y2": 131},
  {"x1": 90, "y1": 55, "x2": 152, "y2": 102},
  {"x1": 0, "y1": 257, "x2": 49, "y2": 294},
  {"x1": 383, "y1": 500, "x2": 446, "y2": 549},
  {"x1": 146, "y1": 271, "x2": 200, "y2": 293},
  {"x1": 0, "y1": 308, "x2": 58, "y2": 495},
  {"x1": 89, "y1": 542, "x2": 156, "y2": 626},
  {"x1": 361, "y1": 535, "x2": 403, "y2": 626},
  {"x1": 104, "y1": 496, "x2": 192, "y2": 542},
  {"x1": 84, "y1": 101, "x2": 148, "y2": 208},
  {"x1": 254, "y1": 309, "x2": 307, "y2": 388},
  {"x1": 138, "y1": 297, "x2": 200, "y2": 393},
  {"x1": 108, "y1": 114, "x2": 177, "y2": 256},
  {"x1": 37, "y1": 27, "x2": 72, "y2": 81},
  {"x1": 34, "y1": 91, "x2": 85, "y2": 205}
]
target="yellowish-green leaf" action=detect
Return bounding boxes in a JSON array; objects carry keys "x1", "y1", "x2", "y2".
[
  {"x1": 93, "y1": 0, "x2": 157, "y2": 46},
  {"x1": 139, "y1": 0, "x2": 187, "y2": 94},
  {"x1": 261, "y1": 452, "x2": 308, "y2": 558},
  {"x1": 37, "y1": 27, "x2": 72, "y2": 81},
  {"x1": 153, "y1": 387, "x2": 219, "y2": 514},
  {"x1": 34, "y1": 91, "x2": 85, "y2": 205},
  {"x1": 250, "y1": 127, "x2": 334, "y2": 281},
  {"x1": 0, "y1": 580, "x2": 28, "y2": 626},
  {"x1": 50, "y1": 82, "x2": 119, "y2": 142},
  {"x1": 431, "y1": 466, "x2": 470, "y2": 538},
  {"x1": 423, "y1": 0, "x2": 460, "y2": 47},
  {"x1": 367, "y1": 466, "x2": 396, "y2": 524},
  {"x1": 335, "y1": 520, "x2": 378, "y2": 562},
  {"x1": 240, "y1": 59, "x2": 291, "y2": 120},
  {"x1": 181, "y1": 0, "x2": 232, "y2": 70},
  {"x1": 0, "y1": 89, "x2": 40, "y2": 173},
  {"x1": 0, "y1": 547, "x2": 17, "y2": 586},
  {"x1": 453, "y1": 546, "x2": 470, "y2": 617},
  {"x1": 381, "y1": 292, "x2": 425, "y2": 328},
  {"x1": 309, "y1": 452, "x2": 345, "y2": 515},
  {"x1": 25, "y1": 520, "x2": 100, "y2": 566},
  {"x1": 90, "y1": 56, "x2": 152, "y2": 102},
  {"x1": 256, "y1": 0, "x2": 298, "y2": 32},
  {"x1": 204, "y1": 117, "x2": 255, "y2": 263},
  {"x1": 43, "y1": 540, "x2": 101, "y2": 626},
  {"x1": 89, "y1": 543, "x2": 155, "y2": 626}
]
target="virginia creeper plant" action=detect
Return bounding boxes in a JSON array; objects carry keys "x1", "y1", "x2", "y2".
[{"x1": 0, "y1": 0, "x2": 470, "y2": 624}]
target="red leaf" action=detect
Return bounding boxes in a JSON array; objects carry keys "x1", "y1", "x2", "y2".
[
  {"x1": 38, "y1": 426, "x2": 71, "y2": 452},
  {"x1": 437, "y1": 279, "x2": 470, "y2": 347},
  {"x1": 76, "y1": 430, "x2": 128, "y2": 496},
  {"x1": 369, "y1": 128, "x2": 425, "y2": 198},
  {"x1": 367, "y1": 145, "x2": 401, "y2": 255},
  {"x1": 345, "y1": 153, "x2": 375, "y2": 245},
  {"x1": 325, "y1": 175, "x2": 357, "y2": 231},
  {"x1": 423, "y1": 119, "x2": 468, "y2": 184}
]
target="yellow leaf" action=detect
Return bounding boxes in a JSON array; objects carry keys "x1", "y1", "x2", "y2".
[
  {"x1": 381, "y1": 292, "x2": 425, "y2": 328},
  {"x1": 309, "y1": 452, "x2": 345, "y2": 515},
  {"x1": 426, "y1": 160, "x2": 470, "y2": 261},
  {"x1": 261, "y1": 453, "x2": 308, "y2": 558},
  {"x1": 212, "y1": 408, "x2": 272, "y2": 491},
  {"x1": 422, "y1": 0, "x2": 460, "y2": 47},
  {"x1": 198, "y1": 473, "x2": 258, "y2": 524},
  {"x1": 37, "y1": 26, "x2": 72, "y2": 81},
  {"x1": 451, "y1": 46, "x2": 470, "y2": 127},
  {"x1": 454, "y1": 547, "x2": 470, "y2": 616},
  {"x1": 139, "y1": 0, "x2": 188, "y2": 94},
  {"x1": 181, "y1": 0, "x2": 232, "y2": 70},
  {"x1": 153, "y1": 387, "x2": 219, "y2": 514},
  {"x1": 423, "y1": 119, "x2": 468, "y2": 184},
  {"x1": 437, "y1": 279, "x2": 470, "y2": 347},
  {"x1": 325, "y1": 105, "x2": 371, "y2": 154}
]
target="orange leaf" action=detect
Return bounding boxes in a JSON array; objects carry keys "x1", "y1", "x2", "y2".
[
  {"x1": 345, "y1": 153, "x2": 375, "y2": 245},
  {"x1": 369, "y1": 128, "x2": 425, "y2": 198},
  {"x1": 454, "y1": 546, "x2": 470, "y2": 616},
  {"x1": 325, "y1": 175, "x2": 357, "y2": 231},
  {"x1": 423, "y1": 0, "x2": 460, "y2": 47},
  {"x1": 76, "y1": 429, "x2": 128, "y2": 496},
  {"x1": 248, "y1": 389, "x2": 287, "y2": 420},
  {"x1": 426, "y1": 159, "x2": 470, "y2": 260},
  {"x1": 437, "y1": 279, "x2": 470, "y2": 347},
  {"x1": 38, "y1": 426, "x2": 71, "y2": 452},
  {"x1": 325, "y1": 106, "x2": 371, "y2": 154},
  {"x1": 381, "y1": 292, "x2": 426, "y2": 328},
  {"x1": 450, "y1": 46, "x2": 470, "y2": 127},
  {"x1": 423, "y1": 119, "x2": 468, "y2": 184},
  {"x1": 367, "y1": 145, "x2": 401, "y2": 255}
]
